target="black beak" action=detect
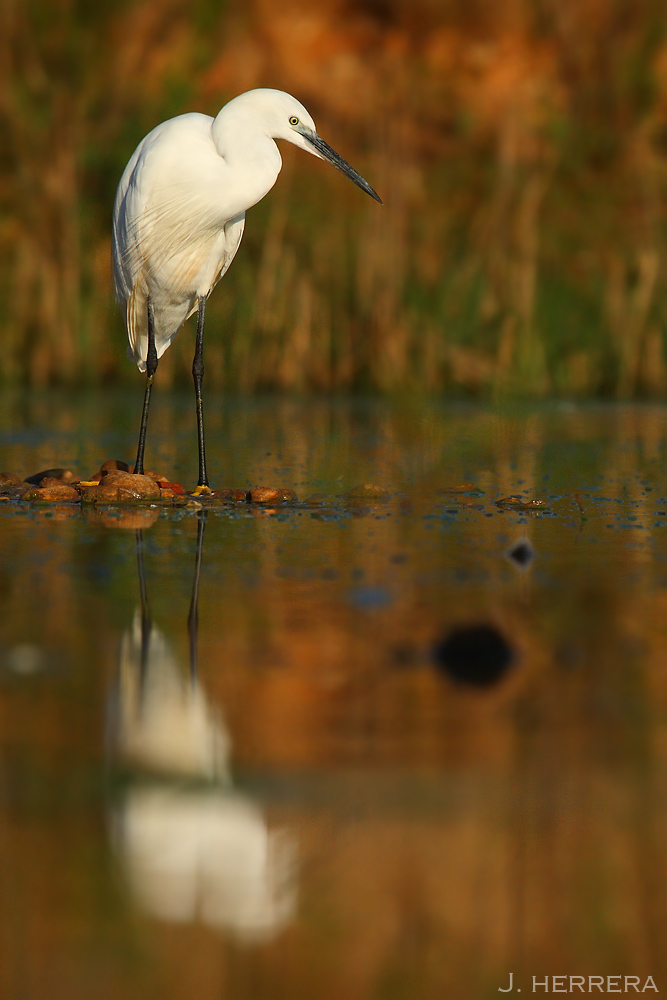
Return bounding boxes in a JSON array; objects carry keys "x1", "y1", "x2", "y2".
[{"x1": 304, "y1": 131, "x2": 383, "y2": 204}]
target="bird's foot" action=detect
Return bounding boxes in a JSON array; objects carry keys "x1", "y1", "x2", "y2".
[{"x1": 191, "y1": 484, "x2": 213, "y2": 497}]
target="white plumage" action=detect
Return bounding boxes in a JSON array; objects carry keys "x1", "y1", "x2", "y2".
[{"x1": 112, "y1": 88, "x2": 381, "y2": 486}]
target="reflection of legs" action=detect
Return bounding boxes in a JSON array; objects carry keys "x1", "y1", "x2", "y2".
[
  {"x1": 187, "y1": 511, "x2": 207, "y2": 683},
  {"x1": 135, "y1": 297, "x2": 158, "y2": 476},
  {"x1": 135, "y1": 528, "x2": 151, "y2": 691},
  {"x1": 193, "y1": 295, "x2": 210, "y2": 489}
]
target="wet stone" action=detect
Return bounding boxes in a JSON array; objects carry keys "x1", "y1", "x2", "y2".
[
  {"x1": 99, "y1": 470, "x2": 161, "y2": 497},
  {"x1": 248, "y1": 487, "x2": 298, "y2": 504},
  {"x1": 348, "y1": 484, "x2": 389, "y2": 500},
  {"x1": 85, "y1": 459, "x2": 132, "y2": 484},
  {"x1": 0, "y1": 472, "x2": 23, "y2": 487},
  {"x1": 138, "y1": 469, "x2": 168, "y2": 484},
  {"x1": 154, "y1": 480, "x2": 185, "y2": 496},
  {"x1": 80, "y1": 470, "x2": 161, "y2": 503},
  {"x1": 0, "y1": 471, "x2": 27, "y2": 500},
  {"x1": 302, "y1": 493, "x2": 329, "y2": 507},
  {"x1": 495, "y1": 496, "x2": 547, "y2": 512},
  {"x1": 211, "y1": 488, "x2": 248, "y2": 503},
  {"x1": 22, "y1": 483, "x2": 81, "y2": 503},
  {"x1": 39, "y1": 477, "x2": 72, "y2": 489},
  {"x1": 80, "y1": 485, "x2": 145, "y2": 503},
  {"x1": 166, "y1": 495, "x2": 199, "y2": 509}
]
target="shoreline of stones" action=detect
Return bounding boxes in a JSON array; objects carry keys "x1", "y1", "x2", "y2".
[{"x1": 0, "y1": 460, "x2": 298, "y2": 507}]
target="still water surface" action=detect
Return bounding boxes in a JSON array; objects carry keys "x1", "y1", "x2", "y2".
[{"x1": 1, "y1": 393, "x2": 667, "y2": 998}]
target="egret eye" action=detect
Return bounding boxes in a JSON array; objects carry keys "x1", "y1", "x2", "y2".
[{"x1": 289, "y1": 116, "x2": 299, "y2": 126}]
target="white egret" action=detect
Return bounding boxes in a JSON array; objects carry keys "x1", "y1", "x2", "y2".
[{"x1": 112, "y1": 88, "x2": 382, "y2": 490}]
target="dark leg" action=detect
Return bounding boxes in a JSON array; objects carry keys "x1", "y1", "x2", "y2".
[
  {"x1": 192, "y1": 295, "x2": 209, "y2": 489},
  {"x1": 134, "y1": 296, "x2": 158, "y2": 476},
  {"x1": 187, "y1": 510, "x2": 208, "y2": 684}
]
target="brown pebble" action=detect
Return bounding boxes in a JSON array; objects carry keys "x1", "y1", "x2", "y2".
[
  {"x1": 85, "y1": 458, "x2": 131, "y2": 483},
  {"x1": 39, "y1": 476, "x2": 70, "y2": 489},
  {"x1": 80, "y1": 485, "x2": 138, "y2": 503},
  {"x1": 348, "y1": 484, "x2": 389, "y2": 500},
  {"x1": 495, "y1": 496, "x2": 547, "y2": 511},
  {"x1": 79, "y1": 485, "x2": 122, "y2": 503},
  {"x1": 211, "y1": 488, "x2": 248, "y2": 503},
  {"x1": 248, "y1": 487, "x2": 298, "y2": 504},
  {"x1": 0, "y1": 472, "x2": 23, "y2": 487},
  {"x1": 22, "y1": 484, "x2": 81, "y2": 503},
  {"x1": 24, "y1": 468, "x2": 78, "y2": 486},
  {"x1": 79, "y1": 470, "x2": 161, "y2": 503},
  {"x1": 98, "y1": 469, "x2": 161, "y2": 498},
  {"x1": 130, "y1": 467, "x2": 167, "y2": 484},
  {"x1": 155, "y1": 479, "x2": 185, "y2": 495},
  {"x1": 302, "y1": 493, "x2": 328, "y2": 506}
]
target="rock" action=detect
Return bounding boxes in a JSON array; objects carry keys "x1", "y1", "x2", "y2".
[
  {"x1": 211, "y1": 488, "x2": 248, "y2": 503},
  {"x1": 83, "y1": 459, "x2": 132, "y2": 484},
  {"x1": 133, "y1": 467, "x2": 167, "y2": 484},
  {"x1": 248, "y1": 487, "x2": 297, "y2": 503},
  {"x1": 79, "y1": 470, "x2": 161, "y2": 503},
  {"x1": 155, "y1": 479, "x2": 185, "y2": 496},
  {"x1": 24, "y1": 468, "x2": 78, "y2": 486},
  {"x1": 495, "y1": 496, "x2": 547, "y2": 511},
  {"x1": 22, "y1": 483, "x2": 81, "y2": 503},
  {"x1": 80, "y1": 484, "x2": 125, "y2": 503},
  {"x1": 302, "y1": 493, "x2": 328, "y2": 506},
  {"x1": 39, "y1": 476, "x2": 71, "y2": 489},
  {"x1": 99, "y1": 469, "x2": 161, "y2": 498},
  {"x1": 0, "y1": 472, "x2": 23, "y2": 487},
  {"x1": 348, "y1": 484, "x2": 389, "y2": 500}
]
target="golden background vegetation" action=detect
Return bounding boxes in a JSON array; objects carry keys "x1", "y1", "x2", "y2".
[{"x1": 3, "y1": 0, "x2": 667, "y2": 395}]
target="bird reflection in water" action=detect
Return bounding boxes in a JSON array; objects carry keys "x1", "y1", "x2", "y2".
[{"x1": 110, "y1": 514, "x2": 298, "y2": 943}]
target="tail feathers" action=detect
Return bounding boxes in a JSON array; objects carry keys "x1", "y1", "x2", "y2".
[
  {"x1": 127, "y1": 285, "x2": 148, "y2": 372},
  {"x1": 126, "y1": 283, "x2": 196, "y2": 373}
]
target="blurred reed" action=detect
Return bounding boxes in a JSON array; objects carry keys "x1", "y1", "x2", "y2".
[{"x1": 2, "y1": 0, "x2": 667, "y2": 395}]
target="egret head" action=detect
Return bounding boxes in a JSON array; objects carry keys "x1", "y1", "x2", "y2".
[{"x1": 227, "y1": 89, "x2": 382, "y2": 204}]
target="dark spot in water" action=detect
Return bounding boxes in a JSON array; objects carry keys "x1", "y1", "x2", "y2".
[
  {"x1": 507, "y1": 540, "x2": 535, "y2": 567},
  {"x1": 432, "y1": 624, "x2": 514, "y2": 687}
]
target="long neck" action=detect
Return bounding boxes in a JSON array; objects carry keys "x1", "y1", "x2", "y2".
[{"x1": 211, "y1": 106, "x2": 282, "y2": 214}]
